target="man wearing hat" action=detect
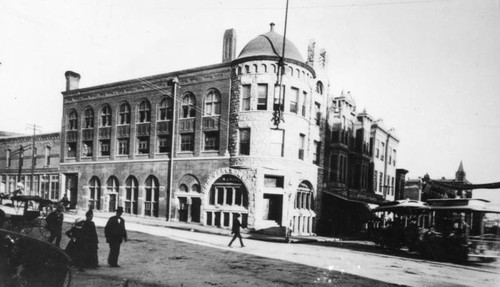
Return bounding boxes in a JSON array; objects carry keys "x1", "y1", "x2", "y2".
[
  {"x1": 104, "y1": 206, "x2": 127, "y2": 267},
  {"x1": 46, "y1": 205, "x2": 64, "y2": 247}
]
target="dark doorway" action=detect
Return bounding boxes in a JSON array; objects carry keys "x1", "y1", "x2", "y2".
[
  {"x1": 191, "y1": 198, "x2": 201, "y2": 223},
  {"x1": 65, "y1": 174, "x2": 78, "y2": 209},
  {"x1": 179, "y1": 197, "x2": 188, "y2": 222},
  {"x1": 263, "y1": 194, "x2": 283, "y2": 225}
]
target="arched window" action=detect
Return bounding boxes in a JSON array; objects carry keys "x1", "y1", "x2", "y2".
[
  {"x1": 68, "y1": 110, "x2": 78, "y2": 130},
  {"x1": 107, "y1": 176, "x2": 119, "y2": 212},
  {"x1": 89, "y1": 176, "x2": 101, "y2": 210},
  {"x1": 181, "y1": 93, "x2": 196, "y2": 118},
  {"x1": 204, "y1": 89, "x2": 221, "y2": 116},
  {"x1": 261, "y1": 64, "x2": 267, "y2": 73},
  {"x1": 138, "y1": 100, "x2": 151, "y2": 123},
  {"x1": 295, "y1": 181, "x2": 314, "y2": 210},
  {"x1": 207, "y1": 175, "x2": 248, "y2": 228},
  {"x1": 145, "y1": 175, "x2": 159, "y2": 217},
  {"x1": 84, "y1": 107, "x2": 94, "y2": 129},
  {"x1": 158, "y1": 97, "x2": 173, "y2": 121},
  {"x1": 253, "y1": 64, "x2": 258, "y2": 73},
  {"x1": 119, "y1": 102, "x2": 131, "y2": 125},
  {"x1": 316, "y1": 81, "x2": 324, "y2": 95},
  {"x1": 178, "y1": 184, "x2": 188, "y2": 193},
  {"x1": 101, "y1": 105, "x2": 112, "y2": 127},
  {"x1": 191, "y1": 184, "x2": 200, "y2": 193},
  {"x1": 125, "y1": 176, "x2": 138, "y2": 215}
]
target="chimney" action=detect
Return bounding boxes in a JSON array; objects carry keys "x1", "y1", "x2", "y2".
[
  {"x1": 65, "y1": 71, "x2": 81, "y2": 91},
  {"x1": 222, "y1": 29, "x2": 237, "y2": 63},
  {"x1": 270, "y1": 22, "x2": 275, "y2": 32}
]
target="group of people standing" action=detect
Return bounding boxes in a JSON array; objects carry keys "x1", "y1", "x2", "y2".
[{"x1": 45, "y1": 205, "x2": 127, "y2": 270}]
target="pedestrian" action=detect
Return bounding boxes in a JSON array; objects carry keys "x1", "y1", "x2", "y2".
[
  {"x1": 46, "y1": 204, "x2": 64, "y2": 247},
  {"x1": 65, "y1": 219, "x2": 85, "y2": 270},
  {"x1": 82, "y1": 209, "x2": 99, "y2": 268},
  {"x1": 59, "y1": 193, "x2": 70, "y2": 211},
  {"x1": 228, "y1": 214, "x2": 245, "y2": 247},
  {"x1": 104, "y1": 206, "x2": 127, "y2": 267}
]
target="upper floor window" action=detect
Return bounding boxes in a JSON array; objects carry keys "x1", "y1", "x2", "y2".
[
  {"x1": 204, "y1": 89, "x2": 221, "y2": 116},
  {"x1": 301, "y1": 91, "x2": 307, "y2": 116},
  {"x1": 290, "y1": 87, "x2": 299, "y2": 114},
  {"x1": 181, "y1": 93, "x2": 196, "y2": 118},
  {"x1": 314, "y1": 102, "x2": 321, "y2": 126},
  {"x1": 180, "y1": 133, "x2": 194, "y2": 152},
  {"x1": 241, "y1": 85, "x2": 251, "y2": 111},
  {"x1": 313, "y1": 141, "x2": 320, "y2": 165},
  {"x1": 158, "y1": 97, "x2": 173, "y2": 121},
  {"x1": 101, "y1": 105, "x2": 112, "y2": 127},
  {"x1": 381, "y1": 142, "x2": 385, "y2": 161},
  {"x1": 6, "y1": 149, "x2": 11, "y2": 167},
  {"x1": 269, "y1": 129, "x2": 284, "y2": 157},
  {"x1": 203, "y1": 131, "x2": 219, "y2": 151},
  {"x1": 316, "y1": 81, "x2": 324, "y2": 95},
  {"x1": 68, "y1": 110, "x2": 78, "y2": 130},
  {"x1": 84, "y1": 107, "x2": 94, "y2": 129},
  {"x1": 239, "y1": 129, "x2": 250, "y2": 155},
  {"x1": 138, "y1": 100, "x2": 151, "y2": 123},
  {"x1": 257, "y1": 84, "x2": 268, "y2": 110},
  {"x1": 45, "y1": 146, "x2": 51, "y2": 166},
  {"x1": 298, "y1": 134, "x2": 305, "y2": 160},
  {"x1": 119, "y1": 102, "x2": 131, "y2": 125}
]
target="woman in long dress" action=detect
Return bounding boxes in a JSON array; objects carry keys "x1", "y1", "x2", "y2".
[{"x1": 81, "y1": 209, "x2": 99, "y2": 268}]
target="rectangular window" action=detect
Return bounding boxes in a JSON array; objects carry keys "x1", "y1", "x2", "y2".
[
  {"x1": 239, "y1": 129, "x2": 250, "y2": 155},
  {"x1": 118, "y1": 139, "x2": 129, "y2": 155},
  {"x1": 204, "y1": 131, "x2": 219, "y2": 151},
  {"x1": 391, "y1": 177, "x2": 395, "y2": 195},
  {"x1": 158, "y1": 135, "x2": 171, "y2": 153},
  {"x1": 180, "y1": 134, "x2": 194, "y2": 152},
  {"x1": 257, "y1": 84, "x2": 268, "y2": 110},
  {"x1": 6, "y1": 149, "x2": 11, "y2": 167},
  {"x1": 298, "y1": 134, "x2": 305, "y2": 160},
  {"x1": 381, "y1": 142, "x2": 385, "y2": 161},
  {"x1": 374, "y1": 171, "x2": 378, "y2": 192},
  {"x1": 50, "y1": 175, "x2": 59, "y2": 200},
  {"x1": 242, "y1": 85, "x2": 251, "y2": 111},
  {"x1": 313, "y1": 141, "x2": 320, "y2": 165},
  {"x1": 100, "y1": 140, "x2": 110, "y2": 156},
  {"x1": 302, "y1": 91, "x2": 307, "y2": 116},
  {"x1": 82, "y1": 141, "x2": 93, "y2": 157},
  {"x1": 388, "y1": 148, "x2": 392, "y2": 164},
  {"x1": 269, "y1": 129, "x2": 284, "y2": 157},
  {"x1": 393, "y1": 149, "x2": 397, "y2": 166},
  {"x1": 264, "y1": 175, "x2": 284, "y2": 188},
  {"x1": 314, "y1": 102, "x2": 321, "y2": 125},
  {"x1": 137, "y1": 137, "x2": 150, "y2": 154},
  {"x1": 273, "y1": 84, "x2": 285, "y2": 111},
  {"x1": 375, "y1": 139, "x2": 380, "y2": 158},
  {"x1": 217, "y1": 187, "x2": 224, "y2": 205},
  {"x1": 379, "y1": 172, "x2": 384, "y2": 193},
  {"x1": 67, "y1": 143, "x2": 76, "y2": 158},
  {"x1": 290, "y1": 87, "x2": 299, "y2": 114}
]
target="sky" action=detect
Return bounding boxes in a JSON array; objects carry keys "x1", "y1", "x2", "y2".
[{"x1": 1, "y1": 0, "x2": 499, "y2": 204}]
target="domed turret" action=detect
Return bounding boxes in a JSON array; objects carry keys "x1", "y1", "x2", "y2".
[{"x1": 237, "y1": 23, "x2": 304, "y2": 63}]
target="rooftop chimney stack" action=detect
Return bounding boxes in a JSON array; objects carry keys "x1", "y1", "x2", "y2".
[
  {"x1": 222, "y1": 29, "x2": 237, "y2": 63},
  {"x1": 270, "y1": 22, "x2": 275, "y2": 32},
  {"x1": 65, "y1": 71, "x2": 81, "y2": 91}
]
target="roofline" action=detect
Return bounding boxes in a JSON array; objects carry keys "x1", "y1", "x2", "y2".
[
  {"x1": 62, "y1": 62, "x2": 231, "y2": 96},
  {"x1": 232, "y1": 55, "x2": 316, "y2": 78}
]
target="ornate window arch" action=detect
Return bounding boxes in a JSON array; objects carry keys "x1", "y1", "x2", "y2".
[
  {"x1": 316, "y1": 81, "x2": 324, "y2": 95},
  {"x1": 89, "y1": 176, "x2": 101, "y2": 210},
  {"x1": 119, "y1": 102, "x2": 131, "y2": 125},
  {"x1": 145, "y1": 175, "x2": 159, "y2": 217},
  {"x1": 181, "y1": 93, "x2": 196, "y2": 118},
  {"x1": 101, "y1": 104, "x2": 112, "y2": 127},
  {"x1": 204, "y1": 89, "x2": 221, "y2": 116},
  {"x1": 206, "y1": 175, "x2": 249, "y2": 228},
  {"x1": 138, "y1": 99, "x2": 151, "y2": 123},
  {"x1": 84, "y1": 107, "x2": 94, "y2": 129},
  {"x1": 158, "y1": 97, "x2": 173, "y2": 121},
  {"x1": 68, "y1": 109, "x2": 78, "y2": 130}
]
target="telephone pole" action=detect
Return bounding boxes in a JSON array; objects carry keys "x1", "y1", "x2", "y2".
[{"x1": 27, "y1": 124, "x2": 42, "y2": 195}]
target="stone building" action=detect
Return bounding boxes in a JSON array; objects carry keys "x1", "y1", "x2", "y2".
[
  {"x1": 0, "y1": 132, "x2": 62, "y2": 202},
  {"x1": 318, "y1": 91, "x2": 400, "y2": 236},
  {"x1": 59, "y1": 24, "x2": 328, "y2": 235}
]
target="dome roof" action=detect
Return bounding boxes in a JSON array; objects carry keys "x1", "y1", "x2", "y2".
[{"x1": 237, "y1": 24, "x2": 304, "y2": 63}]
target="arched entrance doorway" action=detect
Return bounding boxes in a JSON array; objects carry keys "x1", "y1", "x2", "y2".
[
  {"x1": 291, "y1": 181, "x2": 316, "y2": 235},
  {"x1": 176, "y1": 175, "x2": 202, "y2": 223}
]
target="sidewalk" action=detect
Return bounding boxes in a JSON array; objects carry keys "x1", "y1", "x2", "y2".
[{"x1": 64, "y1": 209, "x2": 373, "y2": 247}]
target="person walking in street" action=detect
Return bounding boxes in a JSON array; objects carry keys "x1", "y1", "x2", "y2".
[
  {"x1": 104, "y1": 206, "x2": 127, "y2": 267},
  {"x1": 46, "y1": 205, "x2": 64, "y2": 247},
  {"x1": 228, "y1": 214, "x2": 245, "y2": 247},
  {"x1": 82, "y1": 209, "x2": 99, "y2": 268},
  {"x1": 65, "y1": 219, "x2": 85, "y2": 270}
]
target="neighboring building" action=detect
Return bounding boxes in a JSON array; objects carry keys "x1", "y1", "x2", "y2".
[
  {"x1": 59, "y1": 24, "x2": 328, "y2": 235},
  {"x1": 420, "y1": 161, "x2": 472, "y2": 200},
  {"x1": 0, "y1": 132, "x2": 62, "y2": 202},
  {"x1": 395, "y1": 168, "x2": 409, "y2": 200},
  {"x1": 402, "y1": 178, "x2": 422, "y2": 201},
  {"x1": 317, "y1": 91, "x2": 400, "y2": 236}
]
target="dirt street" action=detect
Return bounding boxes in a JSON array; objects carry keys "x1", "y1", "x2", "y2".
[{"x1": 63, "y1": 222, "x2": 397, "y2": 287}]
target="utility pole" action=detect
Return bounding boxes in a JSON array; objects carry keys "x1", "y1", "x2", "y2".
[
  {"x1": 27, "y1": 124, "x2": 42, "y2": 195},
  {"x1": 18, "y1": 145, "x2": 24, "y2": 180}
]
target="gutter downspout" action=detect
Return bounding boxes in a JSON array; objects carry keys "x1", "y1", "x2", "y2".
[{"x1": 167, "y1": 77, "x2": 179, "y2": 221}]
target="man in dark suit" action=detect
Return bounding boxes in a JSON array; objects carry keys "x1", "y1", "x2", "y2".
[
  {"x1": 104, "y1": 206, "x2": 127, "y2": 267},
  {"x1": 228, "y1": 214, "x2": 245, "y2": 247}
]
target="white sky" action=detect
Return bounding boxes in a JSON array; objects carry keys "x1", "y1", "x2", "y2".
[{"x1": 1, "y1": 0, "x2": 499, "y2": 203}]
